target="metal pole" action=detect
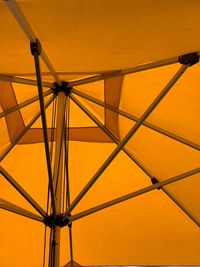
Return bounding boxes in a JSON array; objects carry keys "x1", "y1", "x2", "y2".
[{"x1": 52, "y1": 91, "x2": 66, "y2": 267}]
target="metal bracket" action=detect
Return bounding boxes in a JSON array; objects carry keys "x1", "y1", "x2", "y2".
[
  {"x1": 30, "y1": 39, "x2": 42, "y2": 56},
  {"x1": 178, "y1": 52, "x2": 199, "y2": 66},
  {"x1": 53, "y1": 81, "x2": 72, "y2": 96}
]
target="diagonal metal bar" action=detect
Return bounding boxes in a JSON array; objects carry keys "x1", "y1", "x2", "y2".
[
  {"x1": 68, "y1": 54, "x2": 200, "y2": 87},
  {"x1": 69, "y1": 167, "x2": 200, "y2": 222},
  {"x1": 0, "y1": 165, "x2": 46, "y2": 217},
  {"x1": 71, "y1": 95, "x2": 200, "y2": 227},
  {"x1": 32, "y1": 50, "x2": 57, "y2": 219},
  {"x1": 4, "y1": 0, "x2": 60, "y2": 84},
  {"x1": 63, "y1": 65, "x2": 189, "y2": 219},
  {"x1": 70, "y1": 94, "x2": 152, "y2": 178},
  {"x1": 71, "y1": 88, "x2": 200, "y2": 151},
  {"x1": 0, "y1": 95, "x2": 55, "y2": 163},
  {"x1": 70, "y1": 95, "x2": 200, "y2": 227},
  {"x1": 0, "y1": 89, "x2": 53, "y2": 119},
  {"x1": 0, "y1": 74, "x2": 53, "y2": 88},
  {"x1": 0, "y1": 197, "x2": 44, "y2": 223}
]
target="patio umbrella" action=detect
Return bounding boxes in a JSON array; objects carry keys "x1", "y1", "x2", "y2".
[{"x1": 0, "y1": 0, "x2": 200, "y2": 266}]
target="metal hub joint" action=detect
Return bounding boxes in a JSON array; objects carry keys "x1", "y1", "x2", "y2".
[
  {"x1": 44, "y1": 214, "x2": 70, "y2": 228},
  {"x1": 53, "y1": 81, "x2": 72, "y2": 96}
]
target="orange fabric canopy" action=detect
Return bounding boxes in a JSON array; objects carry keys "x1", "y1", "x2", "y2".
[{"x1": 0, "y1": 1, "x2": 200, "y2": 266}]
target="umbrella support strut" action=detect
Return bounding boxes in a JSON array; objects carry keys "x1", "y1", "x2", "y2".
[
  {"x1": 69, "y1": 167, "x2": 200, "y2": 222},
  {"x1": 31, "y1": 39, "x2": 57, "y2": 219}
]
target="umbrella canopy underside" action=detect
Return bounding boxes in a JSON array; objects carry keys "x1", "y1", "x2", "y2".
[{"x1": 0, "y1": 1, "x2": 200, "y2": 266}]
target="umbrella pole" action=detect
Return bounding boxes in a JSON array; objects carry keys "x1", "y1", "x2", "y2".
[{"x1": 51, "y1": 91, "x2": 66, "y2": 267}]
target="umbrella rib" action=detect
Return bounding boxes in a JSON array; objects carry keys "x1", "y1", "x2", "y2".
[
  {"x1": 68, "y1": 54, "x2": 200, "y2": 87},
  {"x1": 0, "y1": 74, "x2": 53, "y2": 88},
  {"x1": 0, "y1": 95, "x2": 55, "y2": 163},
  {"x1": 71, "y1": 88, "x2": 200, "y2": 151},
  {"x1": 0, "y1": 166, "x2": 46, "y2": 217},
  {"x1": 69, "y1": 167, "x2": 200, "y2": 223},
  {"x1": 70, "y1": 94, "x2": 200, "y2": 227},
  {"x1": 0, "y1": 89, "x2": 53, "y2": 119},
  {"x1": 63, "y1": 64, "x2": 189, "y2": 219},
  {"x1": 4, "y1": 0, "x2": 61, "y2": 84},
  {"x1": 0, "y1": 197, "x2": 44, "y2": 223}
]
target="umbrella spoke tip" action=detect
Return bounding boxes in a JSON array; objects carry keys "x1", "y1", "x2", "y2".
[{"x1": 178, "y1": 52, "x2": 199, "y2": 66}]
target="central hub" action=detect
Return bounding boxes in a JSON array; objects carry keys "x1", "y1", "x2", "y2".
[
  {"x1": 53, "y1": 81, "x2": 72, "y2": 95},
  {"x1": 44, "y1": 214, "x2": 70, "y2": 228}
]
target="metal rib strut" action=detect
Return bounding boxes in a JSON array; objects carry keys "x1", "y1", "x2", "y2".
[
  {"x1": 70, "y1": 94, "x2": 200, "y2": 227},
  {"x1": 0, "y1": 95, "x2": 55, "y2": 163},
  {"x1": 63, "y1": 64, "x2": 189, "y2": 220},
  {"x1": 0, "y1": 166, "x2": 46, "y2": 217},
  {"x1": 69, "y1": 167, "x2": 200, "y2": 222},
  {"x1": 0, "y1": 198, "x2": 44, "y2": 223},
  {"x1": 0, "y1": 89, "x2": 53, "y2": 119},
  {"x1": 68, "y1": 53, "x2": 200, "y2": 87},
  {"x1": 0, "y1": 74, "x2": 53, "y2": 88},
  {"x1": 71, "y1": 88, "x2": 200, "y2": 151}
]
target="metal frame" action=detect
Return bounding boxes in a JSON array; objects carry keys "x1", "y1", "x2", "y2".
[
  {"x1": 69, "y1": 167, "x2": 200, "y2": 222},
  {"x1": 0, "y1": 166, "x2": 46, "y2": 217},
  {"x1": 71, "y1": 88, "x2": 200, "y2": 151},
  {"x1": 0, "y1": 95, "x2": 55, "y2": 162},
  {"x1": 0, "y1": 74, "x2": 53, "y2": 88},
  {"x1": 68, "y1": 53, "x2": 199, "y2": 87},
  {"x1": 70, "y1": 94, "x2": 200, "y2": 227},
  {"x1": 0, "y1": 89, "x2": 52, "y2": 119},
  {"x1": 0, "y1": 198, "x2": 44, "y2": 222},
  {"x1": 63, "y1": 64, "x2": 189, "y2": 219}
]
